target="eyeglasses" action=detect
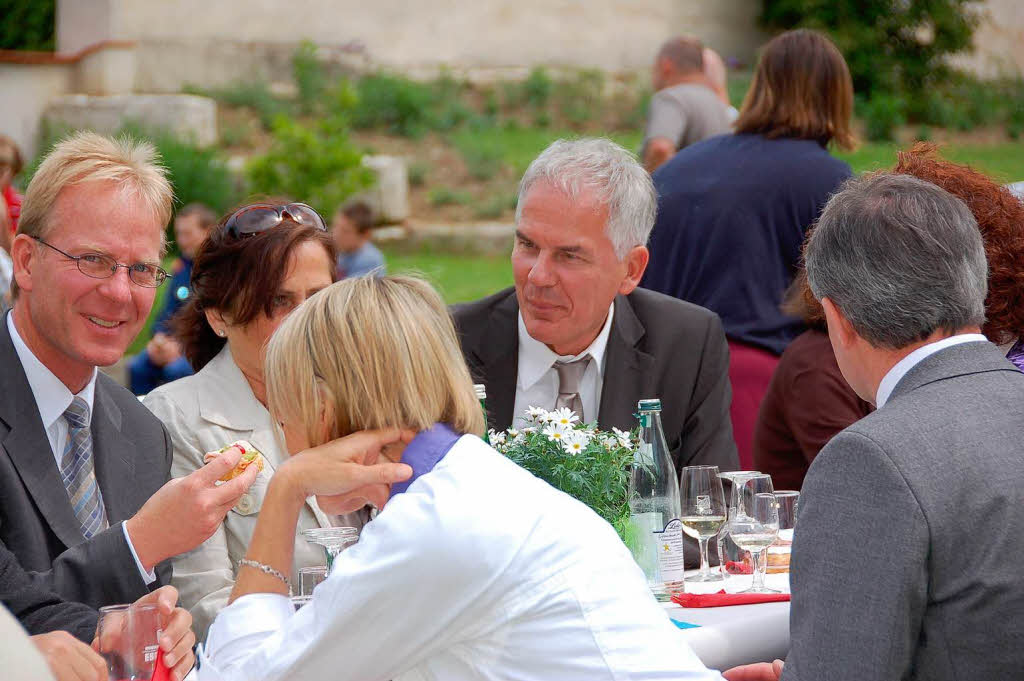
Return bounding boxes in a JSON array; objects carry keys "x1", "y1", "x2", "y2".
[
  {"x1": 32, "y1": 237, "x2": 168, "y2": 288},
  {"x1": 223, "y1": 203, "x2": 327, "y2": 239}
]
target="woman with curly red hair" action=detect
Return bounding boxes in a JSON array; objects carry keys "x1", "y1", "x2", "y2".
[{"x1": 753, "y1": 143, "x2": 1024, "y2": 490}]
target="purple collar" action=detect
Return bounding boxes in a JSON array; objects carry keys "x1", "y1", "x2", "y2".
[{"x1": 388, "y1": 423, "x2": 461, "y2": 499}]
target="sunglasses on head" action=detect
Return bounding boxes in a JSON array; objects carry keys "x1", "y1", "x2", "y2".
[{"x1": 223, "y1": 202, "x2": 327, "y2": 239}]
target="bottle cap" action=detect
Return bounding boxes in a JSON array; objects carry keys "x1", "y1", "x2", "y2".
[
  {"x1": 637, "y1": 398, "x2": 661, "y2": 412},
  {"x1": 474, "y1": 384, "x2": 487, "y2": 399}
]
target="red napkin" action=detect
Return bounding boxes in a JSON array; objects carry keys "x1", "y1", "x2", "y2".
[
  {"x1": 725, "y1": 560, "x2": 752, "y2": 574},
  {"x1": 149, "y1": 649, "x2": 172, "y2": 681},
  {"x1": 672, "y1": 590, "x2": 790, "y2": 608}
]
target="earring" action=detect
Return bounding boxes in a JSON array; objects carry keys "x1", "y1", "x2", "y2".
[{"x1": 217, "y1": 329, "x2": 227, "y2": 337}]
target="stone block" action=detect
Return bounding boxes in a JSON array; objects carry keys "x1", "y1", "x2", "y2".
[
  {"x1": 352, "y1": 155, "x2": 410, "y2": 223},
  {"x1": 44, "y1": 94, "x2": 217, "y2": 147}
]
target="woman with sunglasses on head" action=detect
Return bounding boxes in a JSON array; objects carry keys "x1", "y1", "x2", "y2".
[{"x1": 143, "y1": 202, "x2": 360, "y2": 640}]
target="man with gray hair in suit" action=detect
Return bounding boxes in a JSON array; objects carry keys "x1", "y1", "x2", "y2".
[{"x1": 726, "y1": 172, "x2": 1024, "y2": 681}]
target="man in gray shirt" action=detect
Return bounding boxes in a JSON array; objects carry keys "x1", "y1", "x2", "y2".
[{"x1": 642, "y1": 37, "x2": 732, "y2": 173}]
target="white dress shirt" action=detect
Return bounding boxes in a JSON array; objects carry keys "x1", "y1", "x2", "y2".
[
  {"x1": 875, "y1": 333, "x2": 989, "y2": 408},
  {"x1": 512, "y1": 303, "x2": 614, "y2": 428},
  {"x1": 201, "y1": 434, "x2": 722, "y2": 681},
  {"x1": 6, "y1": 313, "x2": 155, "y2": 584}
]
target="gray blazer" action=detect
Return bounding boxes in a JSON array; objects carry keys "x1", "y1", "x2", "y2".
[
  {"x1": 0, "y1": 315, "x2": 172, "y2": 608},
  {"x1": 451, "y1": 287, "x2": 739, "y2": 477},
  {"x1": 785, "y1": 341, "x2": 1024, "y2": 681}
]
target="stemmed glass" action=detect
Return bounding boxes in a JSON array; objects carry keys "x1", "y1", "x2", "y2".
[
  {"x1": 767, "y1": 491, "x2": 799, "y2": 573},
  {"x1": 301, "y1": 527, "x2": 359, "y2": 570},
  {"x1": 680, "y1": 465, "x2": 727, "y2": 582},
  {"x1": 716, "y1": 471, "x2": 761, "y2": 572},
  {"x1": 726, "y1": 475, "x2": 779, "y2": 593}
]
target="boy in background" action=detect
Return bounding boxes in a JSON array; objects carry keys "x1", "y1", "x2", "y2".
[{"x1": 333, "y1": 201, "x2": 385, "y2": 278}]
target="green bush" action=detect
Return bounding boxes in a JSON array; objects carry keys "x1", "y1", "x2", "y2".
[
  {"x1": 473, "y1": 192, "x2": 518, "y2": 219},
  {"x1": 184, "y1": 81, "x2": 292, "y2": 130},
  {"x1": 557, "y1": 69, "x2": 605, "y2": 128},
  {"x1": 860, "y1": 94, "x2": 906, "y2": 142},
  {"x1": 761, "y1": 1, "x2": 980, "y2": 107},
  {"x1": 352, "y1": 73, "x2": 435, "y2": 137},
  {"x1": 247, "y1": 85, "x2": 374, "y2": 219},
  {"x1": 523, "y1": 67, "x2": 554, "y2": 108},
  {"x1": 428, "y1": 187, "x2": 473, "y2": 206},
  {"x1": 292, "y1": 40, "x2": 328, "y2": 114},
  {"x1": 0, "y1": 0, "x2": 54, "y2": 51},
  {"x1": 408, "y1": 161, "x2": 429, "y2": 187}
]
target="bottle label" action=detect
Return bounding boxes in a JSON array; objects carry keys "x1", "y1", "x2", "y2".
[{"x1": 653, "y1": 518, "x2": 685, "y2": 582}]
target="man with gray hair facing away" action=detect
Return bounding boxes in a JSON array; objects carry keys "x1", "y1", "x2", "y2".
[
  {"x1": 642, "y1": 37, "x2": 732, "y2": 173},
  {"x1": 453, "y1": 138, "x2": 738, "y2": 520},
  {"x1": 726, "y1": 173, "x2": 1024, "y2": 681}
]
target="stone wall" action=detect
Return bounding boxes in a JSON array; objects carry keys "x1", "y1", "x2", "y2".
[{"x1": 57, "y1": 0, "x2": 769, "y2": 93}]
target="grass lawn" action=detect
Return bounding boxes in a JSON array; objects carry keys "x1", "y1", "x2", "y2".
[
  {"x1": 383, "y1": 247, "x2": 514, "y2": 303},
  {"x1": 837, "y1": 142, "x2": 1024, "y2": 181}
]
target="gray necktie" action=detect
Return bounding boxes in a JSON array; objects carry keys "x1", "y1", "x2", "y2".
[
  {"x1": 60, "y1": 397, "x2": 108, "y2": 539},
  {"x1": 554, "y1": 357, "x2": 590, "y2": 422}
]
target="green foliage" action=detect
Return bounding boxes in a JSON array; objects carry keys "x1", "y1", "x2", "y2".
[
  {"x1": 557, "y1": 69, "x2": 605, "y2": 128},
  {"x1": 246, "y1": 86, "x2": 374, "y2": 219},
  {"x1": 860, "y1": 94, "x2": 906, "y2": 142},
  {"x1": 761, "y1": 0, "x2": 980, "y2": 104},
  {"x1": 460, "y1": 144, "x2": 504, "y2": 181},
  {"x1": 184, "y1": 81, "x2": 292, "y2": 130},
  {"x1": 352, "y1": 73, "x2": 436, "y2": 137},
  {"x1": 292, "y1": 40, "x2": 327, "y2": 114},
  {"x1": 0, "y1": 0, "x2": 55, "y2": 51},
  {"x1": 407, "y1": 161, "x2": 429, "y2": 187},
  {"x1": 427, "y1": 186, "x2": 473, "y2": 206},
  {"x1": 523, "y1": 67, "x2": 555, "y2": 108},
  {"x1": 382, "y1": 247, "x2": 513, "y2": 302},
  {"x1": 472, "y1": 192, "x2": 517, "y2": 219},
  {"x1": 492, "y1": 409, "x2": 637, "y2": 540}
]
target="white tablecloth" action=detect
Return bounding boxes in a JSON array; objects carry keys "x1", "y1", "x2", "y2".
[{"x1": 667, "y1": 570, "x2": 791, "y2": 672}]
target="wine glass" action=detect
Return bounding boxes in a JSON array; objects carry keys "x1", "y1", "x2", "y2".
[
  {"x1": 680, "y1": 465, "x2": 727, "y2": 582},
  {"x1": 715, "y1": 471, "x2": 761, "y2": 573},
  {"x1": 767, "y1": 490, "x2": 798, "y2": 574},
  {"x1": 728, "y1": 487, "x2": 780, "y2": 594},
  {"x1": 95, "y1": 604, "x2": 166, "y2": 680},
  {"x1": 301, "y1": 527, "x2": 359, "y2": 570}
]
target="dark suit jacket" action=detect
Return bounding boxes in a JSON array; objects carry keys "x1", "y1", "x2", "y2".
[
  {"x1": 0, "y1": 315, "x2": 172, "y2": 608},
  {"x1": 0, "y1": 538, "x2": 96, "y2": 642},
  {"x1": 785, "y1": 341, "x2": 1024, "y2": 681},
  {"x1": 452, "y1": 287, "x2": 739, "y2": 474}
]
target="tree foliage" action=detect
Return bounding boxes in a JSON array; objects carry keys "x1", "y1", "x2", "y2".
[
  {"x1": 760, "y1": 0, "x2": 980, "y2": 102},
  {"x1": 0, "y1": 0, "x2": 55, "y2": 51}
]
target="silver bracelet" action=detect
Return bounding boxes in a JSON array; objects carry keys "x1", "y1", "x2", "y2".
[{"x1": 238, "y1": 558, "x2": 292, "y2": 596}]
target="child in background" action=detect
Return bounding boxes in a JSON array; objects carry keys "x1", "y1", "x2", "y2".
[{"x1": 332, "y1": 201, "x2": 385, "y2": 278}]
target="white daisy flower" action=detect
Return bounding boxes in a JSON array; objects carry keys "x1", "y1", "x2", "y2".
[
  {"x1": 507, "y1": 428, "x2": 521, "y2": 442},
  {"x1": 489, "y1": 430, "x2": 507, "y2": 446},
  {"x1": 550, "y1": 407, "x2": 580, "y2": 427},
  {"x1": 542, "y1": 423, "x2": 569, "y2": 442},
  {"x1": 526, "y1": 406, "x2": 549, "y2": 422},
  {"x1": 522, "y1": 426, "x2": 537, "y2": 434},
  {"x1": 612, "y1": 427, "x2": 633, "y2": 448},
  {"x1": 561, "y1": 430, "x2": 588, "y2": 455}
]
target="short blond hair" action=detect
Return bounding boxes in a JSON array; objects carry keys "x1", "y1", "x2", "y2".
[
  {"x1": 18, "y1": 131, "x2": 174, "y2": 243},
  {"x1": 265, "y1": 275, "x2": 484, "y2": 447}
]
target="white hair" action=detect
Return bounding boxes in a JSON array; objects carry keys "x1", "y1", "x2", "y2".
[{"x1": 515, "y1": 138, "x2": 656, "y2": 259}]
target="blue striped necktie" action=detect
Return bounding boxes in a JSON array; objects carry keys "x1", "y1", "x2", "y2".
[{"x1": 60, "y1": 397, "x2": 108, "y2": 539}]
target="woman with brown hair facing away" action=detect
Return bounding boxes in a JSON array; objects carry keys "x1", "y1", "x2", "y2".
[
  {"x1": 642, "y1": 29, "x2": 857, "y2": 468},
  {"x1": 753, "y1": 143, "x2": 1024, "y2": 489}
]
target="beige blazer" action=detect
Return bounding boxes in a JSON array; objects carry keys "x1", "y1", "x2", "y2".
[
  {"x1": 144, "y1": 345, "x2": 367, "y2": 640},
  {"x1": 0, "y1": 606, "x2": 56, "y2": 681}
]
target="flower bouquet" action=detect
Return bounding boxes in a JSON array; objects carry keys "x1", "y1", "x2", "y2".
[{"x1": 489, "y1": 406, "x2": 637, "y2": 541}]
